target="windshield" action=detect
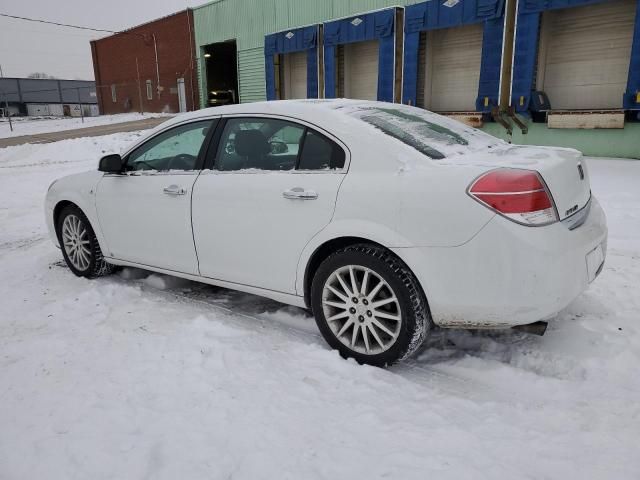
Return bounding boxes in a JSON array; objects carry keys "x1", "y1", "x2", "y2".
[{"x1": 335, "y1": 103, "x2": 502, "y2": 160}]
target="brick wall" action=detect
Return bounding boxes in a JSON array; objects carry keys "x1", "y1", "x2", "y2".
[{"x1": 91, "y1": 10, "x2": 199, "y2": 115}]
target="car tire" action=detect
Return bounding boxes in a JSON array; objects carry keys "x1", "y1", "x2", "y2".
[
  {"x1": 56, "y1": 205, "x2": 115, "y2": 278},
  {"x1": 311, "y1": 244, "x2": 431, "y2": 367}
]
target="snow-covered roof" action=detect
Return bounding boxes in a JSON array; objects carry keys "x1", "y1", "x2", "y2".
[{"x1": 161, "y1": 99, "x2": 502, "y2": 160}]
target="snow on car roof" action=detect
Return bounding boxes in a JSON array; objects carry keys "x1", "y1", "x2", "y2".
[{"x1": 158, "y1": 99, "x2": 503, "y2": 159}]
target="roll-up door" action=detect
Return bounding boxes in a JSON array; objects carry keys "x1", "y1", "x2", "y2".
[
  {"x1": 424, "y1": 23, "x2": 483, "y2": 112},
  {"x1": 283, "y1": 51, "x2": 308, "y2": 99},
  {"x1": 344, "y1": 40, "x2": 379, "y2": 100},
  {"x1": 538, "y1": 0, "x2": 636, "y2": 110}
]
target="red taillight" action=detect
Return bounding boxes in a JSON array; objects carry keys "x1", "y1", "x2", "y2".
[{"x1": 469, "y1": 169, "x2": 558, "y2": 226}]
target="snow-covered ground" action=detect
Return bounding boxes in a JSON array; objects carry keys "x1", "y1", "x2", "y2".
[
  {"x1": 0, "y1": 112, "x2": 168, "y2": 139},
  {"x1": 0, "y1": 133, "x2": 639, "y2": 479}
]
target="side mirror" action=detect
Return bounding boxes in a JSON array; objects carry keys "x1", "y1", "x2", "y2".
[{"x1": 98, "y1": 154, "x2": 124, "y2": 173}]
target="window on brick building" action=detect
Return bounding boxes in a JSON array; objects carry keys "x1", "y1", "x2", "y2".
[
  {"x1": 146, "y1": 80, "x2": 153, "y2": 100},
  {"x1": 111, "y1": 84, "x2": 117, "y2": 103}
]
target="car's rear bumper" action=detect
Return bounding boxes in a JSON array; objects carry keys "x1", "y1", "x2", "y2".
[{"x1": 393, "y1": 197, "x2": 608, "y2": 328}]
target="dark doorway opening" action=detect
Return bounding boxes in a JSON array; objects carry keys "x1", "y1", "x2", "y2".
[{"x1": 203, "y1": 40, "x2": 239, "y2": 107}]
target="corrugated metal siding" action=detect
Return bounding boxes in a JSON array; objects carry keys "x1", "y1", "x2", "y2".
[
  {"x1": 329, "y1": 0, "x2": 415, "y2": 19},
  {"x1": 238, "y1": 48, "x2": 267, "y2": 103},
  {"x1": 194, "y1": 0, "x2": 422, "y2": 51},
  {"x1": 193, "y1": 0, "x2": 425, "y2": 104},
  {"x1": 426, "y1": 23, "x2": 484, "y2": 111},
  {"x1": 284, "y1": 0, "x2": 333, "y2": 30}
]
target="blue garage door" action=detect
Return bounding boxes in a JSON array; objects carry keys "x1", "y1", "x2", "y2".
[
  {"x1": 265, "y1": 25, "x2": 319, "y2": 101},
  {"x1": 402, "y1": 0, "x2": 505, "y2": 112},
  {"x1": 511, "y1": 0, "x2": 640, "y2": 111},
  {"x1": 324, "y1": 8, "x2": 397, "y2": 103}
]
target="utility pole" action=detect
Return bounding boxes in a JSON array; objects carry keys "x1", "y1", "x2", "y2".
[
  {"x1": 3, "y1": 93, "x2": 13, "y2": 132},
  {"x1": 77, "y1": 87, "x2": 84, "y2": 123},
  {"x1": 136, "y1": 57, "x2": 144, "y2": 114},
  {"x1": 152, "y1": 33, "x2": 161, "y2": 98}
]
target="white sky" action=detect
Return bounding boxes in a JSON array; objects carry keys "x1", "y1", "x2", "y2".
[{"x1": 0, "y1": 0, "x2": 205, "y2": 80}]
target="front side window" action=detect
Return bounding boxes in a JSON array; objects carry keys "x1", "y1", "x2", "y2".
[
  {"x1": 126, "y1": 120, "x2": 213, "y2": 172},
  {"x1": 215, "y1": 117, "x2": 346, "y2": 172}
]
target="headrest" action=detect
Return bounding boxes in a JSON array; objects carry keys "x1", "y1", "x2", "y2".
[{"x1": 234, "y1": 130, "x2": 270, "y2": 157}]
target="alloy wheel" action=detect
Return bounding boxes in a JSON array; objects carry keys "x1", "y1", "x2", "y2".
[
  {"x1": 321, "y1": 265, "x2": 402, "y2": 355},
  {"x1": 61, "y1": 214, "x2": 91, "y2": 271}
]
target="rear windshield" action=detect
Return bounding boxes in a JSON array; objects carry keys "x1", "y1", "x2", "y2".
[{"x1": 337, "y1": 104, "x2": 501, "y2": 160}]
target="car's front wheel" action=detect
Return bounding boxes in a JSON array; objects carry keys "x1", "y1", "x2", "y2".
[
  {"x1": 57, "y1": 205, "x2": 114, "y2": 278},
  {"x1": 311, "y1": 244, "x2": 431, "y2": 367}
]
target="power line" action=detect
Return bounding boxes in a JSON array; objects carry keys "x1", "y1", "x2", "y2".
[{"x1": 0, "y1": 13, "x2": 119, "y2": 34}]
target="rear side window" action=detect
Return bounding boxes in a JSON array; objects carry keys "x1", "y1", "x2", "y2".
[
  {"x1": 298, "y1": 130, "x2": 345, "y2": 170},
  {"x1": 215, "y1": 118, "x2": 305, "y2": 171},
  {"x1": 214, "y1": 116, "x2": 345, "y2": 172}
]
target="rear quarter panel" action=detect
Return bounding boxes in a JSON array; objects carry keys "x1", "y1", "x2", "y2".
[
  {"x1": 332, "y1": 132, "x2": 496, "y2": 248},
  {"x1": 395, "y1": 164, "x2": 496, "y2": 247}
]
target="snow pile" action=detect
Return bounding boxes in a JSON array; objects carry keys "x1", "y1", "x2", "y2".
[
  {"x1": 0, "y1": 112, "x2": 169, "y2": 139},
  {"x1": 0, "y1": 132, "x2": 639, "y2": 479}
]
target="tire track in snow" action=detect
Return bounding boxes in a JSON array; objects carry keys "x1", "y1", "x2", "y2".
[
  {"x1": 140, "y1": 280, "x2": 544, "y2": 406},
  {"x1": 0, "y1": 235, "x2": 47, "y2": 253},
  {"x1": 46, "y1": 262, "x2": 549, "y2": 406}
]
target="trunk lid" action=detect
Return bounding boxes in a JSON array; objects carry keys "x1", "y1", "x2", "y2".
[{"x1": 469, "y1": 145, "x2": 592, "y2": 220}]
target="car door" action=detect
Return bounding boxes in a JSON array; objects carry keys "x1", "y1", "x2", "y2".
[
  {"x1": 192, "y1": 115, "x2": 348, "y2": 294},
  {"x1": 95, "y1": 119, "x2": 217, "y2": 275}
]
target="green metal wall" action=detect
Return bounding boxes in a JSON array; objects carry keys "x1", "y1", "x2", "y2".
[
  {"x1": 193, "y1": 0, "x2": 421, "y2": 105},
  {"x1": 481, "y1": 122, "x2": 640, "y2": 159}
]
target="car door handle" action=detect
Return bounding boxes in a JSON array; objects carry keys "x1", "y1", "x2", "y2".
[
  {"x1": 163, "y1": 185, "x2": 187, "y2": 196},
  {"x1": 283, "y1": 187, "x2": 318, "y2": 200}
]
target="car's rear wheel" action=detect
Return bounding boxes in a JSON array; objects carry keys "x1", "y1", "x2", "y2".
[
  {"x1": 57, "y1": 205, "x2": 114, "y2": 278},
  {"x1": 311, "y1": 244, "x2": 431, "y2": 367}
]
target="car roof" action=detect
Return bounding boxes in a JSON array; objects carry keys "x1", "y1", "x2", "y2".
[{"x1": 161, "y1": 99, "x2": 383, "y2": 129}]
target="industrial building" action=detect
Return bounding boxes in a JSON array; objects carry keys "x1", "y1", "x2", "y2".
[
  {"x1": 88, "y1": 0, "x2": 640, "y2": 158},
  {"x1": 0, "y1": 78, "x2": 98, "y2": 117},
  {"x1": 188, "y1": 0, "x2": 640, "y2": 157},
  {"x1": 90, "y1": 10, "x2": 199, "y2": 115}
]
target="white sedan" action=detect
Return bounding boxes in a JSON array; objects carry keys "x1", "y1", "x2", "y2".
[{"x1": 45, "y1": 100, "x2": 607, "y2": 366}]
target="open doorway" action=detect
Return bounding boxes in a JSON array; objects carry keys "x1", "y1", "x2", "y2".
[{"x1": 203, "y1": 40, "x2": 239, "y2": 107}]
